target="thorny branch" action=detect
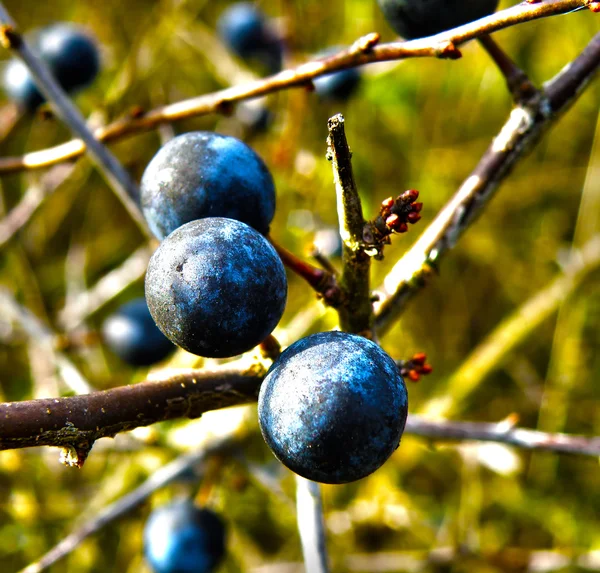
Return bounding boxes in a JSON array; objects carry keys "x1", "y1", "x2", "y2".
[
  {"x1": 374, "y1": 30, "x2": 600, "y2": 333},
  {"x1": 0, "y1": 0, "x2": 594, "y2": 174}
]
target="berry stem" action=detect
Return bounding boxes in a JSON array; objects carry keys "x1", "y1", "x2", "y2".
[{"x1": 269, "y1": 237, "x2": 342, "y2": 305}]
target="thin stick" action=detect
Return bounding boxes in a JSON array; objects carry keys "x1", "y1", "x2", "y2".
[
  {"x1": 327, "y1": 114, "x2": 372, "y2": 335},
  {"x1": 0, "y1": 5, "x2": 150, "y2": 237},
  {"x1": 374, "y1": 31, "x2": 600, "y2": 334},
  {"x1": 0, "y1": 0, "x2": 592, "y2": 175},
  {"x1": 295, "y1": 476, "x2": 330, "y2": 573},
  {"x1": 19, "y1": 436, "x2": 236, "y2": 573}
]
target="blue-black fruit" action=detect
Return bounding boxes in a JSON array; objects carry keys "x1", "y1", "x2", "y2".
[
  {"x1": 2, "y1": 23, "x2": 100, "y2": 111},
  {"x1": 217, "y1": 2, "x2": 282, "y2": 73},
  {"x1": 145, "y1": 217, "x2": 287, "y2": 358},
  {"x1": 101, "y1": 298, "x2": 175, "y2": 367},
  {"x1": 258, "y1": 331, "x2": 408, "y2": 484},
  {"x1": 144, "y1": 501, "x2": 226, "y2": 573},
  {"x1": 377, "y1": 0, "x2": 499, "y2": 39},
  {"x1": 141, "y1": 131, "x2": 276, "y2": 239}
]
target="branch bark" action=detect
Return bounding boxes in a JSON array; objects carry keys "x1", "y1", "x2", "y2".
[
  {"x1": 327, "y1": 114, "x2": 372, "y2": 335},
  {"x1": 0, "y1": 366, "x2": 264, "y2": 465}
]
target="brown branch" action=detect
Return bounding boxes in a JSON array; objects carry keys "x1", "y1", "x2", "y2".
[
  {"x1": 0, "y1": 0, "x2": 593, "y2": 175},
  {"x1": 0, "y1": 366, "x2": 265, "y2": 465},
  {"x1": 374, "y1": 30, "x2": 600, "y2": 334},
  {"x1": 327, "y1": 114, "x2": 372, "y2": 335}
]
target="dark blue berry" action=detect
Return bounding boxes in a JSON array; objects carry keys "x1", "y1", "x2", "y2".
[
  {"x1": 141, "y1": 132, "x2": 276, "y2": 239},
  {"x1": 258, "y1": 331, "x2": 408, "y2": 484},
  {"x1": 144, "y1": 501, "x2": 226, "y2": 573},
  {"x1": 2, "y1": 23, "x2": 100, "y2": 112},
  {"x1": 145, "y1": 218, "x2": 287, "y2": 358},
  {"x1": 101, "y1": 298, "x2": 175, "y2": 367},
  {"x1": 377, "y1": 0, "x2": 499, "y2": 39},
  {"x1": 217, "y1": 3, "x2": 283, "y2": 73},
  {"x1": 314, "y1": 66, "x2": 361, "y2": 102}
]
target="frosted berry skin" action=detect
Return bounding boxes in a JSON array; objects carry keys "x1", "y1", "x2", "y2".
[
  {"x1": 145, "y1": 218, "x2": 287, "y2": 358},
  {"x1": 258, "y1": 331, "x2": 408, "y2": 484},
  {"x1": 3, "y1": 23, "x2": 100, "y2": 111},
  {"x1": 377, "y1": 0, "x2": 499, "y2": 39},
  {"x1": 101, "y1": 298, "x2": 175, "y2": 367},
  {"x1": 141, "y1": 132, "x2": 276, "y2": 239},
  {"x1": 144, "y1": 501, "x2": 226, "y2": 573}
]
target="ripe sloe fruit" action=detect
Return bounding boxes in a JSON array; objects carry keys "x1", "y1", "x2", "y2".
[
  {"x1": 258, "y1": 331, "x2": 408, "y2": 484},
  {"x1": 377, "y1": 0, "x2": 499, "y2": 39},
  {"x1": 217, "y1": 3, "x2": 282, "y2": 73},
  {"x1": 144, "y1": 501, "x2": 226, "y2": 573},
  {"x1": 141, "y1": 132, "x2": 276, "y2": 239},
  {"x1": 145, "y1": 217, "x2": 287, "y2": 358},
  {"x1": 101, "y1": 298, "x2": 175, "y2": 367},
  {"x1": 3, "y1": 23, "x2": 100, "y2": 111}
]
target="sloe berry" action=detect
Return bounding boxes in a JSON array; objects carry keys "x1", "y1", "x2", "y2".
[
  {"x1": 141, "y1": 131, "x2": 276, "y2": 239},
  {"x1": 101, "y1": 298, "x2": 175, "y2": 367},
  {"x1": 217, "y1": 3, "x2": 283, "y2": 73},
  {"x1": 258, "y1": 331, "x2": 408, "y2": 484},
  {"x1": 145, "y1": 217, "x2": 287, "y2": 358}
]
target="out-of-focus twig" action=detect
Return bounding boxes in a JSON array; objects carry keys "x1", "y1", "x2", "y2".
[
  {"x1": 478, "y1": 34, "x2": 539, "y2": 103},
  {"x1": 0, "y1": 0, "x2": 593, "y2": 175},
  {"x1": 375, "y1": 31, "x2": 600, "y2": 333},
  {"x1": 405, "y1": 414, "x2": 600, "y2": 456},
  {"x1": 295, "y1": 476, "x2": 330, "y2": 573},
  {"x1": 0, "y1": 4, "x2": 150, "y2": 237}
]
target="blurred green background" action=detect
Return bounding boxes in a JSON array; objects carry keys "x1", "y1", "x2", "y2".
[{"x1": 0, "y1": 0, "x2": 599, "y2": 571}]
